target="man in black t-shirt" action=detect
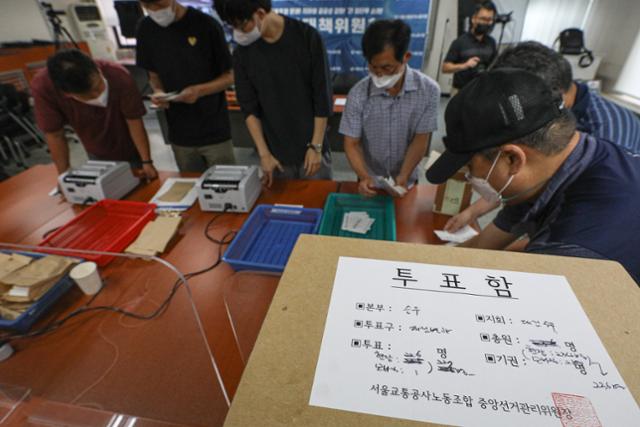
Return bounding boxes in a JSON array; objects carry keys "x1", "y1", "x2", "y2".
[
  {"x1": 214, "y1": 0, "x2": 333, "y2": 187},
  {"x1": 442, "y1": 1, "x2": 497, "y2": 91},
  {"x1": 136, "y1": 0, "x2": 235, "y2": 172}
]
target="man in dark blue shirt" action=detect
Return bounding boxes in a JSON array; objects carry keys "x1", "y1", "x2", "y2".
[
  {"x1": 426, "y1": 69, "x2": 640, "y2": 284},
  {"x1": 444, "y1": 41, "x2": 640, "y2": 233}
]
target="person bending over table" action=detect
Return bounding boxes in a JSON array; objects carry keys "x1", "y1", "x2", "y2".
[
  {"x1": 426, "y1": 69, "x2": 640, "y2": 284},
  {"x1": 32, "y1": 49, "x2": 157, "y2": 180},
  {"x1": 445, "y1": 41, "x2": 640, "y2": 233},
  {"x1": 340, "y1": 19, "x2": 439, "y2": 198},
  {"x1": 215, "y1": 0, "x2": 333, "y2": 187}
]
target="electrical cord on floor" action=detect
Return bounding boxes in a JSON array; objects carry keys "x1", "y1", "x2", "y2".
[{"x1": 1, "y1": 211, "x2": 236, "y2": 343}]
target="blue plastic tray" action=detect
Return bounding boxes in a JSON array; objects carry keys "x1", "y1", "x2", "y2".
[
  {"x1": 0, "y1": 251, "x2": 76, "y2": 333},
  {"x1": 223, "y1": 205, "x2": 323, "y2": 272}
]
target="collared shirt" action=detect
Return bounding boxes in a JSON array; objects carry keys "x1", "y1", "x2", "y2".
[
  {"x1": 339, "y1": 66, "x2": 440, "y2": 183},
  {"x1": 572, "y1": 82, "x2": 640, "y2": 154},
  {"x1": 494, "y1": 133, "x2": 640, "y2": 284},
  {"x1": 444, "y1": 32, "x2": 496, "y2": 89},
  {"x1": 32, "y1": 60, "x2": 145, "y2": 161}
]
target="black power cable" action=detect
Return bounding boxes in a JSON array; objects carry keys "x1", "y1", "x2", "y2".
[{"x1": 1, "y1": 211, "x2": 236, "y2": 343}]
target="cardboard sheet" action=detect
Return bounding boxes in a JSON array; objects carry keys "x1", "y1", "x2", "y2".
[{"x1": 126, "y1": 216, "x2": 182, "y2": 257}]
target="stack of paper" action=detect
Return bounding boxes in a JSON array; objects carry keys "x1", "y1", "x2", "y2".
[
  {"x1": 150, "y1": 178, "x2": 198, "y2": 211},
  {"x1": 152, "y1": 91, "x2": 180, "y2": 102},
  {"x1": 341, "y1": 211, "x2": 375, "y2": 235},
  {"x1": 0, "y1": 255, "x2": 78, "y2": 319},
  {"x1": 375, "y1": 176, "x2": 408, "y2": 197}
]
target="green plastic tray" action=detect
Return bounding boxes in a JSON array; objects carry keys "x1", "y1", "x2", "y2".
[{"x1": 318, "y1": 193, "x2": 396, "y2": 241}]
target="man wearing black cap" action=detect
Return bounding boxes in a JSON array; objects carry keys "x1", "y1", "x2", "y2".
[{"x1": 426, "y1": 69, "x2": 640, "y2": 284}]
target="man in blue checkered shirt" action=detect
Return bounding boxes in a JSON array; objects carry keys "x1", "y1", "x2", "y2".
[
  {"x1": 339, "y1": 20, "x2": 440, "y2": 197},
  {"x1": 494, "y1": 42, "x2": 640, "y2": 155}
]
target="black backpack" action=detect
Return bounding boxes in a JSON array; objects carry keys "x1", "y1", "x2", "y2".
[{"x1": 558, "y1": 28, "x2": 594, "y2": 68}]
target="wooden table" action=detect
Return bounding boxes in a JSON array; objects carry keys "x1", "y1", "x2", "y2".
[{"x1": 0, "y1": 165, "x2": 450, "y2": 426}]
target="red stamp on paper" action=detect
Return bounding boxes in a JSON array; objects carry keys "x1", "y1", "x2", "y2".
[{"x1": 552, "y1": 393, "x2": 602, "y2": 427}]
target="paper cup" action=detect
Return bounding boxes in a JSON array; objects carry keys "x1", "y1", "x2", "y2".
[{"x1": 70, "y1": 262, "x2": 102, "y2": 295}]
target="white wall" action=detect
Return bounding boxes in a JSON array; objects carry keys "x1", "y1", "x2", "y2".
[
  {"x1": 614, "y1": 29, "x2": 640, "y2": 99},
  {"x1": 582, "y1": 0, "x2": 640, "y2": 90},
  {"x1": 491, "y1": 0, "x2": 529, "y2": 48},
  {"x1": 423, "y1": 0, "x2": 458, "y2": 94},
  {"x1": 0, "y1": 0, "x2": 52, "y2": 43},
  {"x1": 520, "y1": 0, "x2": 592, "y2": 46}
]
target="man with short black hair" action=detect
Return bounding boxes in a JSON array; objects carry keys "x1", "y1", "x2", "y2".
[
  {"x1": 442, "y1": 1, "x2": 497, "y2": 90},
  {"x1": 215, "y1": 0, "x2": 333, "y2": 186},
  {"x1": 136, "y1": 0, "x2": 235, "y2": 172},
  {"x1": 32, "y1": 49, "x2": 157, "y2": 179},
  {"x1": 340, "y1": 19, "x2": 439, "y2": 197},
  {"x1": 426, "y1": 69, "x2": 640, "y2": 284}
]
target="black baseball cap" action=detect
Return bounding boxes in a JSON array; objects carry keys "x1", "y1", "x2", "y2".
[{"x1": 426, "y1": 68, "x2": 562, "y2": 184}]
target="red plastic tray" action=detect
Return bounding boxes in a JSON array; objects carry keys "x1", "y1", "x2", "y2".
[{"x1": 38, "y1": 200, "x2": 156, "y2": 266}]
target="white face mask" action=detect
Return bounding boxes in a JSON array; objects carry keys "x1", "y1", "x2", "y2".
[
  {"x1": 233, "y1": 19, "x2": 262, "y2": 46},
  {"x1": 465, "y1": 151, "x2": 514, "y2": 204},
  {"x1": 370, "y1": 65, "x2": 405, "y2": 90},
  {"x1": 78, "y1": 77, "x2": 109, "y2": 108},
  {"x1": 148, "y1": 2, "x2": 176, "y2": 27}
]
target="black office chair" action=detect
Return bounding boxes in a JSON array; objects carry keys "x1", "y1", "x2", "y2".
[
  {"x1": 332, "y1": 72, "x2": 363, "y2": 95},
  {"x1": 0, "y1": 83, "x2": 46, "y2": 168}
]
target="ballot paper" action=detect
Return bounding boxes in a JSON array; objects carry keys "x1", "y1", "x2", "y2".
[
  {"x1": 310, "y1": 256, "x2": 640, "y2": 427},
  {"x1": 152, "y1": 91, "x2": 180, "y2": 101},
  {"x1": 341, "y1": 212, "x2": 375, "y2": 235},
  {"x1": 374, "y1": 176, "x2": 408, "y2": 197},
  {"x1": 150, "y1": 178, "x2": 198, "y2": 210},
  {"x1": 434, "y1": 225, "x2": 479, "y2": 244}
]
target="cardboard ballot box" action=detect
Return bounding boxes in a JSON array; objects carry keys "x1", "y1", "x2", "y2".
[
  {"x1": 224, "y1": 235, "x2": 639, "y2": 427},
  {"x1": 433, "y1": 171, "x2": 472, "y2": 216}
]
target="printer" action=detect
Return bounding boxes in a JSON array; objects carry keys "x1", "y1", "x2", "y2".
[
  {"x1": 197, "y1": 165, "x2": 261, "y2": 212},
  {"x1": 58, "y1": 161, "x2": 140, "y2": 204}
]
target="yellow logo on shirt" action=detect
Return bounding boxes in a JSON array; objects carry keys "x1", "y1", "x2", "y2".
[{"x1": 188, "y1": 36, "x2": 197, "y2": 46}]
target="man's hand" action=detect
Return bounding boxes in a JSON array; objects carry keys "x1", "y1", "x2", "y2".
[
  {"x1": 304, "y1": 148, "x2": 322, "y2": 177},
  {"x1": 444, "y1": 207, "x2": 476, "y2": 233},
  {"x1": 142, "y1": 163, "x2": 158, "y2": 181},
  {"x1": 150, "y1": 94, "x2": 170, "y2": 109},
  {"x1": 260, "y1": 153, "x2": 284, "y2": 188},
  {"x1": 358, "y1": 176, "x2": 377, "y2": 198},
  {"x1": 394, "y1": 174, "x2": 410, "y2": 197},
  {"x1": 465, "y1": 56, "x2": 481, "y2": 70},
  {"x1": 175, "y1": 86, "x2": 201, "y2": 104}
]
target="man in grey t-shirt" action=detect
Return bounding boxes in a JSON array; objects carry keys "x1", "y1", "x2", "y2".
[{"x1": 340, "y1": 19, "x2": 440, "y2": 197}]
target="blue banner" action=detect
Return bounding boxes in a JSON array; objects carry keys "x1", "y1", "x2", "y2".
[{"x1": 271, "y1": 0, "x2": 431, "y2": 76}]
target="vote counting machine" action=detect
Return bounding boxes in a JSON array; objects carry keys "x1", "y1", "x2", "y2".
[
  {"x1": 197, "y1": 165, "x2": 261, "y2": 213},
  {"x1": 58, "y1": 161, "x2": 140, "y2": 205}
]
